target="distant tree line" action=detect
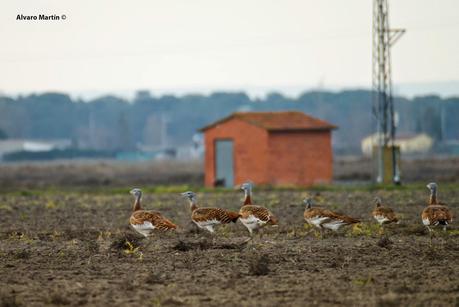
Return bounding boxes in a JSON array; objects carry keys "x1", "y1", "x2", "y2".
[
  {"x1": 0, "y1": 128, "x2": 7, "y2": 140},
  {"x1": 3, "y1": 148, "x2": 116, "y2": 162},
  {"x1": 0, "y1": 90, "x2": 458, "y2": 155}
]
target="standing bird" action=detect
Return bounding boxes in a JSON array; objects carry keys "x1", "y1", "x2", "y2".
[
  {"x1": 303, "y1": 198, "x2": 359, "y2": 235},
  {"x1": 372, "y1": 197, "x2": 399, "y2": 225},
  {"x1": 129, "y1": 188, "x2": 177, "y2": 237},
  {"x1": 421, "y1": 182, "x2": 453, "y2": 233},
  {"x1": 181, "y1": 191, "x2": 240, "y2": 233},
  {"x1": 239, "y1": 182, "x2": 278, "y2": 237}
]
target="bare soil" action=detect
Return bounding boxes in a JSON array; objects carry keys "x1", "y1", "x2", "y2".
[
  {"x1": 0, "y1": 160, "x2": 203, "y2": 189},
  {"x1": 1, "y1": 189, "x2": 458, "y2": 306}
]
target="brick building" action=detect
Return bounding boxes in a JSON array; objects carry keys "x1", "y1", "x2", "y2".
[{"x1": 200, "y1": 111, "x2": 337, "y2": 187}]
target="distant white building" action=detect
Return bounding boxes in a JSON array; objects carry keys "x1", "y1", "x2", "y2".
[
  {"x1": 361, "y1": 133, "x2": 433, "y2": 156},
  {"x1": 0, "y1": 139, "x2": 71, "y2": 160},
  {"x1": 135, "y1": 133, "x2": 204, "y2": 161}
]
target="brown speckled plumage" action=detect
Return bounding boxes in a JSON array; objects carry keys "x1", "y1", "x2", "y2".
[
  {"x1": 128, "y1": 188, "x2": 177, "y2": 236},
  {"x1": 192, "y1": 207, "x2": 240, "y2": 224},
  {"x1": 304, "y1": 207, "x2": 359, "y2": 225},
  {"x1": 303, "y1": 198, "x2": 359, "y2": 231},
  {"x1": 182, "y1": 191, "x2": 239, "y2": 233},
  {"x1": 240, "y1": 205, "x2": 278, "y2": 225},
  {"x1": 239, "y1": 182, "x2": 278, "y2": 235},
  {"x1": 421, "y1": 183, "x2": 453, "y2": 230},
  {"x1": 372, "y1": 197, "x2": 398, "y2": 225},
  {"x1": 130, "y1": 210, "x2": 177, "y2": 231}
]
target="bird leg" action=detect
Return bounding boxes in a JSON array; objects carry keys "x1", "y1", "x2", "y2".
[
  {"x1": 313, "y1": 227, "x2": 322, "y2": 239},
  {"x1": 379, "y1": 224, "x2": 385, "y2": 236},
  {"x1": 244, "y1": 228, "x2": 254, "y2": 244},
  {"x1": 254, "y1": 229, "x2": 261, "y2": 244},
  {"x1": 248, "y1": 231, "x2": 258, "y2": 249},
  {"x1": 441, "y1": 226, "x2": 449, "y2": 245},
  {"x1": 144, "y1": 235, "x2": 155, "y2": 251},
  {"x1": 427, "y1": 227, "x2": 433, "y2": 246},
  {"x1": 191, "y1": 221, "x2": 201, "y2": 237},
  {"x1": 319, "y1": 225, "x2": 325, "y2": 239},
  {"x1": 210, "y1": 231, "x2": 217, "y2": 246},
  {"x1": 258, "y1": 228, "x2": 264, "y2": 242}
]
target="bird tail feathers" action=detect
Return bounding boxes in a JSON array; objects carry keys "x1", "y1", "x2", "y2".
[
  {"x1": 226, "y1": 211, "x2": 240, "y2": 223},
  {"x1": 268, "y1": 215, "x2": 278, "y2": 225}
]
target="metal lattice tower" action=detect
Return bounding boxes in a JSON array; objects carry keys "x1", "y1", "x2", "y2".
[{"x1": 372, "y1": 0, "x2": 405, "y2": 184}]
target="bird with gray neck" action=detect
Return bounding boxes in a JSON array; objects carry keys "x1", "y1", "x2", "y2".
[
  {"x1": 421, "y1": 182, "x2": 453, "y2": 233},
  {"x1": 129, "y1": 188, "x2": 177, "y2": 237}
]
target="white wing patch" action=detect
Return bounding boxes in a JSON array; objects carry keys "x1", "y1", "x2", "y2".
[
  {"x1": 240, "y1": 215, "x2": 267, "y2": 234},
  {"x1": 322, "y1": 220, "x2": 346, "y2": 231},
  {"x1": 131, "y1": 221, "x2": 155, "y2": 237},
  {"x1": 374, "y1": 215, "x2": 389, "y2": 224},
  {"x1": 306, "y1": 216, "x2": 347, "y2": 231},
  {"x1": 241, "y1": 214, "x2": 267, "y2": 225},
  {"x1": 307, "y1": 216, "x2": 329, "y2": 228},
  {"x1": 193, "y1": 219, "x2": 221, "y2": 233}
]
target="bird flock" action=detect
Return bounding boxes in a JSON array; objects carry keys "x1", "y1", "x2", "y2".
[{"x1": 128, "y1": 181, "x2": 453, "y2": 241}]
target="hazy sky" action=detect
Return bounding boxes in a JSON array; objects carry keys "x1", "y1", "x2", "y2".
[{"x1": 1, "y1": 0, "x2": 458, "y2": 97}]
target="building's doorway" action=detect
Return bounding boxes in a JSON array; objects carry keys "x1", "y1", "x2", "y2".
[{"x1": 215, "y1": 139, "x2": 234, "y2": 187}]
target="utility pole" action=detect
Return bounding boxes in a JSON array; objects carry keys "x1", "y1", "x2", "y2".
[
  {"x1": 160, "y1": 113, "x2": 169, "y2": 149},
  {"x1": 372, "y1": 0, "x2": 405, "y2": 184}
]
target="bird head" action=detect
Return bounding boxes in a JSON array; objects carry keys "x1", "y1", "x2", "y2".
[
  {"x1": 181, "y1": 191, "x2": 196, "y2": 201},
  {"x1": 426, "y1": 182, "x2": 437, "y2": 191},
  {"x1": 373, "y1": 197, "x2": 382, "y2": 207},
  {"x1": 129, "y1": 188, "x2": 142, "y2": 198},
  {"x1": 240, "y1": 181, "x2": 253, "y2": 192},
  {"x1": 303, "y1": 198, "x2": 313, "y2": 209}
]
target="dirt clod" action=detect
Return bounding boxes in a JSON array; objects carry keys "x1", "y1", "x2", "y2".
[
  {"x1": 0, "y1": 295, "x2": 22, "y2": 307},
  {"x1": 248, "y1": 253, "x2": 270, "y2": 276},
  {"x1": 47, "y1": 293, "x2": 70, "y2": 305},
  {"x1": 172, "y1": 240, "x2": 196, "y2": 252},
  {"x1": 377, "y1": 236, "x2": 393, "y2": 249}
]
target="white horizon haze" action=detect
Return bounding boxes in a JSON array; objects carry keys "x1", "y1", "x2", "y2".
[{"x1": 1, "y1": 0, "x2": 458, "y2": 98}]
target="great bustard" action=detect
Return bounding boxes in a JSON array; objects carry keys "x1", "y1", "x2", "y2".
[
  {"x1": 421, "y1": 182, "x2": 453, "y2": 234},
  {"x1": 181, "y1": 191, "x2": 239, "y2": 234},
  {"x1": 372, "y1": 197, "x2": 399, "y2": 225},
  {"x1": 303, "y1": 198, "x2": 359, "y2": 236},
  {"x1": 238, "y1": 182, "x2": 278, "y2": 238},
  {"x1": 129, "y1": 188, "x2": 177, "y2": 237}
]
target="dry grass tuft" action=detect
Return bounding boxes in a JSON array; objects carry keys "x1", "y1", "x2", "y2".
[
  {"x1": 110, "y1": 233, "x2": 143, "y2": 251},
  {"x1": 348, "y1": 223, "x2": 380, "y2": 237}
]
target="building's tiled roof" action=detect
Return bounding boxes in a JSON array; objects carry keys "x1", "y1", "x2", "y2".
[{"x1": 200, "y1": 111, "x2": 337, "y2": 132}]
